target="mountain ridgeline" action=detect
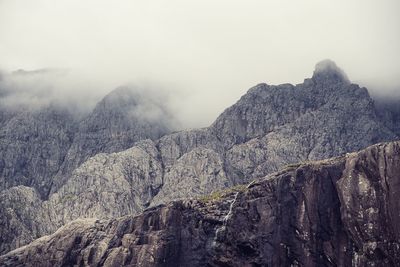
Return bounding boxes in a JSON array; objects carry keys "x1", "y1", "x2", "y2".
[
  {"x1": 0, "y1": 60, "x2": 399, "y2": 266},
  {"x1": 0, "y1": 86, "x2": 175, "y2": 198}
]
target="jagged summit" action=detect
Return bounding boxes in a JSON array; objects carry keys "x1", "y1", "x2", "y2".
[
  {"x1": 312, "y1": 59, "x2": 349, "y2": 83},
  {"x1": 0, "y1": 59, "x2": 399, "y2": 258},
  {"x1": 100, "y1": 86, "x2": 139, "y2": 107}
]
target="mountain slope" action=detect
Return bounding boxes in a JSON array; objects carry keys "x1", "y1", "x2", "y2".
[
  {"x1": 0, "y1": 105, "x2": 77, "y2": 198},
  {"x1": 0, "y1": 85, "x2": 174, "y2": 199},
  {"x1": 50, "y1": 87, "x2": 175, "y2": 193},
  {"x1": 1, "y1": 141, "x2": 399, "y2": 266},
  {"x1": 0, "y1": 60, "x2": 399, "y2": 255}
]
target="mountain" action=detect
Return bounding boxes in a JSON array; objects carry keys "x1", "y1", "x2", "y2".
[
  {"x1": 375, "y1": 97, "x2": 400, "y2": 136},
  {"x1": 50, "y1": 87, "x2": 175, "y2": 193},
  {"x1": 1, "y1": 140, "x2": 399, "y2": 266},
  {"x1": 0, "y1": 85, "x2": 174, "y2": 199},
  {"x1": 0, "y1": 104, "x2": 77, "y2": 198},
  {"x1": 0, "y1": 60, "x2": 399, "y2": 256}
]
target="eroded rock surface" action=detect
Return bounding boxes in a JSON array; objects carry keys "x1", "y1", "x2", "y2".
[
  {"x1": 1, "y1": 141, "x2": 399, "y2": 266},
  {"x1": 0, "y1": 105, "x2": 77, "y2": 198},
  {"x1": 0, "y1": 86, "x2": 174, "y2": 199},
  {"x1": 51, "y1": 87, "x2": 175, "y2": 193},
  {"x1": 1, "y1": 60, "x2": 399, "y2": 255}
]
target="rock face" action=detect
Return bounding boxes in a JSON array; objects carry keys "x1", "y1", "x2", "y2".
[
  {"x1": 375, "y1": 97, "x2": 400, "y2": 137},
  {"x1": 1, "y1": 141, "x2": 399, "y2": 267},
  {"x1": 0, "y1": 104, "x2": 77, "y2": 198},
  {"x1": 0, "y1": 186, "x2": 49, "y2": 254},
  {"x1": 50, "y1": 87, "x2": 175, "y2": 193},
  {"x1": 0, "y1": 85, "x2": 174, "y2": 199},
  {"x1": 0, "y1": 60, "x2": 399, "y2": 256}
]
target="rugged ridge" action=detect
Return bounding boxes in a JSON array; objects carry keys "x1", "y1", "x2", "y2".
[
  {"x1": 1, "y1": 60, "x2": 399, "y2": 255},
  {"x1": 0, "y1": 85, "x2": 174, "y2": 199},
  {"x1": 0, "y1": 104, "x2": 77, "y2": 198},
  {"x1": 1, "y1": 141, "x2": 399, "y2": 266},
  {"x1": 50, "y1": 87, "x2": 175, "y2": 193}
]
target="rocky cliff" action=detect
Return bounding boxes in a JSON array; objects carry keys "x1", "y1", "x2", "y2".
[
  {"x1": 0, "y1": 60, "x2": 399, "y2": 256},
  {"x1": 0, "y1": 104, "x2": 77, "y2": 198},
  {"x1": 1, "y1": 141, "x2": 399, "y2": 266},
  {"x1": 50, "y1": 87, "x2": 175, "y2": 193},
  {"x1": 0, "y1": 85, "x2": 174, "y2": 199}
]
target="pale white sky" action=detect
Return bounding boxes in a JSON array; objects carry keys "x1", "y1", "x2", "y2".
[{"x1": 0, "y1": 0, "x2": 399, "y2": 127}]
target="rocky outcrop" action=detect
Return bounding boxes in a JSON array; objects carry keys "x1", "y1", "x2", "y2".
[
  {"x1": 51, "y1": 87, "x2": 175, "y2": 193},
  {"x1": 210, "y1": 60, "x2": 350, "y2": 149},
  {"x1": 151, "y1": 146, "x2": 231, "y2": 206},
  {"x1": 1, "y1": 60, "x2": 399, "y2": 255},
  {"x1": 0, "y1": 186, "x2": 49, "y2": 254},
  {"x1": 375, "y1": 97, "x2": 400, "y2": 137},
  {"x1": 1, "y1": 141, "x2": 399, "y2": 266},
  {"x1": 209, "y1": 62, "x2": 396, "y2": 184},
  {"x1": 0, "y1": 105, "x2": 77, "y2": 198},
  {"x1": 46, "y1": 139, "x2": 164, "y2": 226},
  {"x1": 0, "y1": 139, "x2": 165, "y2": 255},
  {"x1": 0, "y1": 86, "x2": 174, "y2": 199}
]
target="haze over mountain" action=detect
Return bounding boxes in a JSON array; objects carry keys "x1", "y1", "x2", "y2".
[
  {"x1": 0, "y1": 83, "x2": 177, "y2": 199},
  {"x1": 0, "y1": 60, "x2": 399, "y2": 266},
  {"x1": 0, "y1": 0, "x2": 399, "y2": 266},
  {"x1": 1, "y1": 0, "x2": 400, "y2": 128}
]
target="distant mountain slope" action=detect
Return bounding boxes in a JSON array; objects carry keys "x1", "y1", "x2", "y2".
[
  {"x1": 50, "y1": 87, "x2": 175, "y2": 193},
  {"x1": 0, "y1": 105, "x2": 77, "y2": 198},
  {"x1": 0, "y1": 60, "x2": 399, "y2": 255},
  {"x1": 1, "y1": 140, "x2": 399, "y2": 266},
  {"x1": 0, "y1": 85, "x2": 174, "y2": 199},
  {"x1": 375, "y1": 97, "x2": 400, "y2": 136}
]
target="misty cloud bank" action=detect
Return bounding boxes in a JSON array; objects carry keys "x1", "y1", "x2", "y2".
[
  {"x1": 0, "y1": 0, "x2": 399, "y2": 127},
  {"x1": 0, "y1": 68, "x2": 104, "y2": 114},
  {"x1": 1, "y1": 62, "x2": 399, "y2": 132},
  {"x1": 0, "y1": 69, "x2": 183, "y2": 130}
]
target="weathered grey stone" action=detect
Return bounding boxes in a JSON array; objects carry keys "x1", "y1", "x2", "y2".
[
  {"x1": 1, "y1": 141, "x2": 399, "y2": 266},
  {"x1": 151, "y1": 147, "x2": 231, "y2": 206},
  {"x1": 0, "y1": 186, "x2": 49, "y2": 255},
  {"x1": 51, "y1": 87, "x2": 175, "y2": 193},
  {"x1": 0, "y1": 104, "x2": 77, "y2": 198},
  {"x1": 1, "y1": 60, "x2": 399, "y2": 257},
  {"x1": 0, "y1": 85, "x2": 174, "y2": 200}
]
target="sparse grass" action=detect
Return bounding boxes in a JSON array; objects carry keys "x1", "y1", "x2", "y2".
[
  {"x1": 198, "y1": 184, "x2": 247, "y2": 203},
  {"x1": 61, "y1": 194, "x2": 76, "y2": 202},
  {"x1": 284, "y1": 163, "x2": 301, "y2": 169},
  {"x1": 283, "y1": 160, "x2": 311, "y2": 170}
]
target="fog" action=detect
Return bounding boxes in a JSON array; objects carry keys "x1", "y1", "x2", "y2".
[
  {"x1": 0, "y1": 68, "x2": 107, "y2": 114},
  {"x1": 0, "y1": 0, "x2": 399, "y2": 128}
]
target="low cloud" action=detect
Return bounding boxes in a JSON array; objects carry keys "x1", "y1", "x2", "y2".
[
  {"x1": 0, "y1": 0, "x2": 399, "y2": 127},
  {"x1": 0, "y1": 68, "x2": 110, "y2": 115}
]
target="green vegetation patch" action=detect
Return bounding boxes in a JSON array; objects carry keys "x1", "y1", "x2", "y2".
[{"x1": 198, "y1": 184, "x2": 247, "y2": 203}]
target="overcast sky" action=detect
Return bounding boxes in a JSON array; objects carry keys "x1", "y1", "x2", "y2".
[{"x1": 0, "y1": 0, "x2": 399, "y2": 127}]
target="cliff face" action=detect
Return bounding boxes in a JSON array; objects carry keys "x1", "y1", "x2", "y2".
[
  {"x1": 1, "y1": 141, "x2": 399, "y2": 267},
  {"x1": 0, "y1": 105, "x2": 77, "y2": 198},
  {"x1": 0, "y1": 86, "x2": 174, "y2": 199},
  {"x1": 0, "y1": 60, "x2": 399, "y2": 256},
  {"x1": 50, "y1": 87, "x2": 175, "y2": 193},
  {"x1": 375, "y1": 97, "x2": 400, "y2": 137}
]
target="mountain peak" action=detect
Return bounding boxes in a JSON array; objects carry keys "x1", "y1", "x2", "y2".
[{"x1": 312, "y1": 59, "x2": 349, "y2": 83}]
